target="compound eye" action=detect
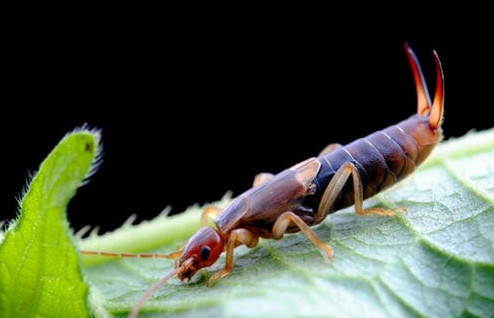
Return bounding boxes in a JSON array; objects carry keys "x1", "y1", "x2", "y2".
[{"x1": 200, "y1": 246, "x2": 211, "y2": 261}]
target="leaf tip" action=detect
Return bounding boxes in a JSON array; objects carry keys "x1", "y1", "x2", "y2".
[{"x1": 69, "y1": 125, "x2": 104, "y2": 186}]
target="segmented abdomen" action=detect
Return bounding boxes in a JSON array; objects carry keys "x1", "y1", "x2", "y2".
[{"x1": 309, "y1": 114, "x2": 431, "y2": 213}]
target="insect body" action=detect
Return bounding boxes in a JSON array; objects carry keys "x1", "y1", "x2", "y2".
[
  {"x1": 83, "y1": 45, "x2": 445, "y2": 318},
  {"x1": 176, "y1": 44, "x2": 444, "y2": 285}
]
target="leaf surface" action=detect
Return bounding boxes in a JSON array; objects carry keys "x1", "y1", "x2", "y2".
[{"x1": 83, "y1": 128, "x2": 494, "y2": 317}]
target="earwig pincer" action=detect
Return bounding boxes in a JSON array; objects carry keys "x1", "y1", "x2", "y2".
[{"x1": 82, "y1": 44, "x2": 445, "y2": 318}]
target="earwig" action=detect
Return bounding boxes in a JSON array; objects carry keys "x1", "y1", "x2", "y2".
[{"x1": 82, "y1": 44, "x2": 445, "y2": 318}]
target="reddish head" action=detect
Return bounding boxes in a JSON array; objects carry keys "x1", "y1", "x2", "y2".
[
  {"x1": 128, "y1": 227, "x2": 225, "y2": 317},
  {"x1": 176, "y1": 227, "x2": 225, "y2": 281}
]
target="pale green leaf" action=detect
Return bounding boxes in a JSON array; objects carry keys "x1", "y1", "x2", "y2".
[
  {"x1": 0, "y1": 129, "x2": 100, "y2": 318},
  {"x1": 81, "y1": 128, "x2": 494, "y2": 318}
]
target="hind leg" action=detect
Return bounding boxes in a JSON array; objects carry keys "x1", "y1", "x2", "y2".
[
  {"x1": 315, "y1": 162, "x2": 404, "y2": 224},
  {"x1": 319, "y1": 143, "x2": 342, "y2": 156}
]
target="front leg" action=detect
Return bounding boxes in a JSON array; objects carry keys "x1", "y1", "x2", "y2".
[
  {"x1": 253, "y1": 172, "x2": 274, "y2": 187},
  {"x1": 207, "y1": 228, "x2": 259, "y2": 286},
  {"x1": 201, "y1": 206, "x2": 222, "y2": 227}
]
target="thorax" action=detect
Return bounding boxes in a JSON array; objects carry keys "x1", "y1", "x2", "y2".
[{"x1": 215, "y1": 158, "x2": 321, "y2": 238}]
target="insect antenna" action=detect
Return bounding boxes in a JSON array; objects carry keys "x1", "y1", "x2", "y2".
[
  {"x1": 127, "y1": 268, "x2": 178, "y2": 318},
  {"x1": 80, "y1": 250, "x2": 182, "y2": 259},
  {"x1": 128, "y1": 257, "x2": 194, "y2": 318}
]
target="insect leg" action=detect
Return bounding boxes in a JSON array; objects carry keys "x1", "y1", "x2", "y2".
[
  {"x1": 316, "y1": 162, "x2": 402, "y2": 223},
  {"x1": 206, "y1": 228, "x2": 259, "y2": 286},
  {"x1": 201, "y1": 206, "x2": 222, "y2": 227},
  {"x1": 272, "y1": 211, "x2": 333, "y2": 260},
  {"x1": 319, "y1": 143, "x2": 342, "y2": 156},
  {"x1": 253, "y1": 172, "x2": 274, "y2": 187}
]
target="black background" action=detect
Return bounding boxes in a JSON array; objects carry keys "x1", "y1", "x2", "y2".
[{"x1": 2, "y1": 8, "x2": 492, "y2": 233}]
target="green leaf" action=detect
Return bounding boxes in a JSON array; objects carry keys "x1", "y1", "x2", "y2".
[
  {"x1": 0, "y1": 129, "x2": 100, "y2": 318},
  {"x1": 84, "y1": 128, "x2": 494, "y2": 318}
]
